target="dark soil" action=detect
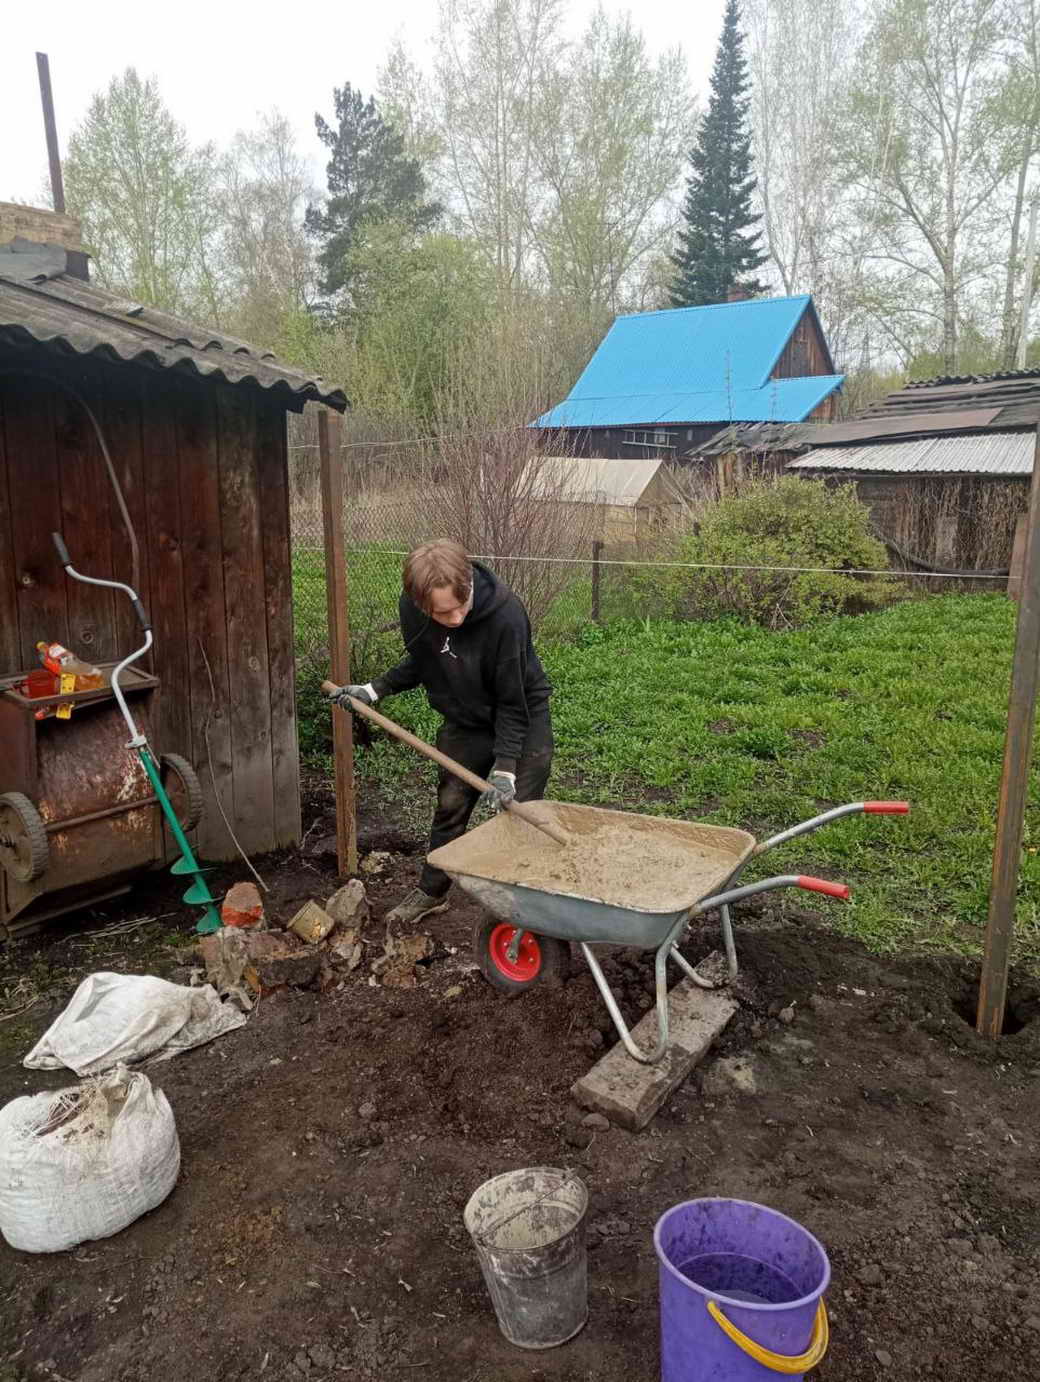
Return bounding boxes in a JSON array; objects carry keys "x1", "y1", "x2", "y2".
[{"x1": 2, "y1": 787, "x2": 1040, "y2": 1382}]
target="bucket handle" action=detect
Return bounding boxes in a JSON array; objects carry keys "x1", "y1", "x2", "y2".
[{"x1": 707, "y1": 1299, "x2": 829, "y2": 1375}]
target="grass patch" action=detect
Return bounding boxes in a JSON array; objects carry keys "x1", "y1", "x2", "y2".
[{"x1": 295, "y1": 569, "x2": 1035, "y2": 965}]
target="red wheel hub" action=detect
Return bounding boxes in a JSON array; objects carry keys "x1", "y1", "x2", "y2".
[{"x1": 488, "y1": 925, "x2": 542, "y2": 983}]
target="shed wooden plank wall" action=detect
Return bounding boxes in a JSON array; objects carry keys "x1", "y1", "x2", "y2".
[{"x1": 0, "y1": 349, "x2": 301, "y2": 859}]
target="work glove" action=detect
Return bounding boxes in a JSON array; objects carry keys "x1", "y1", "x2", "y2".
[
  {"x1": 328, "y1": 683, "x2": 377, "y2": 711},
  {"x1": 481, "y1": 767, "x2": 517, "y2": 812}
]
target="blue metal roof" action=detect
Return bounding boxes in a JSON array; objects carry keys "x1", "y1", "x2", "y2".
[{"x1": 532, "y1": 295, "x2": 844, "y2": 429}]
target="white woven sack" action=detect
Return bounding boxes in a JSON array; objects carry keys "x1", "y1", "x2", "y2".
[
  {"x1": 24, "y1": 971, "x2": 246, "y2": 1076},
  {"x1": 0, "y1": 1065, "x2": 180, "y2": 1253}
]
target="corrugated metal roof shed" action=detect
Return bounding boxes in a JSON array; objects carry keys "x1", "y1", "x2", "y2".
[
  {"x1": 790, "y1": 431, "x2": 1034, "y2": 476},
  {"x1": 0, "y1": 260, "x2": 347, "y2": 412},
  {"x1": 532, "y1": 294, "x2": 844, "y2": 429},
  {"x1": 526, "y1": 455, "x2": 681, "y2": 506}
]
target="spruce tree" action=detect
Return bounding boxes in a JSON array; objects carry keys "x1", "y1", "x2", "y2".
[{"x1": 670, "y1": 0, "x2": 767, "y2": 308}]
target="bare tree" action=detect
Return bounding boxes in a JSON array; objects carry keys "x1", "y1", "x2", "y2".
[
  {"x1": 998, "y1": 0, "x2": 1040, "y2": 365},
  {"x1": 434, "y1": 0, "x2": 564, "y2": 294},
  {"x1": 423, "y1": 326, "x2": 603, "y2": 628},
  {"x1": 839, "y1": 0, "x2": 1018, "y2": 373},
  {"x1": 533, "y1": 8, "x2": 694, "y2": 314},
  {"x1": 217, "y1": 112, "x2": 316, "y2": 344}
]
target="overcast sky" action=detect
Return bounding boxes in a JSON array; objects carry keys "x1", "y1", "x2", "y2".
[{"x1": 3, "y1": 0, "x2": 724, "y2": 207}]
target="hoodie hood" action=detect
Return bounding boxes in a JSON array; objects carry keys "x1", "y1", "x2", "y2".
[{"x1": 464, "y1": 560, "x2": 511, "y2": 625}]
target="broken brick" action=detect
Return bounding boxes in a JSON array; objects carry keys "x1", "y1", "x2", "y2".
[
  {"x1": 242, "y1": 931, "x2": 320, "y2": 993},
  {"x1": 221, "y1": 881, "x2": 265, "y2": 929}
]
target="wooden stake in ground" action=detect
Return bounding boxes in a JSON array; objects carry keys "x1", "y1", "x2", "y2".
[
  {"x1": 978, "y1": 425, "x2": 1040, "y2": 1038},
  {"x1": 318, "y1": 410, "x2": 358, "y2": 876}
]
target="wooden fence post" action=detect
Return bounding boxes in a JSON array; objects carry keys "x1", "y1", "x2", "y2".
[
  {"x1": 1008, "y1": 513, "x2": 1028, "y2": 601},
  {"x1": 591, "y1": 540, "x2": 604, "y2": 624},
  {"x1": 318, "y1": 409, "x2": 358, "y2": 877},
  {"x1": 978, "y1": 426, "x2": 1040, "y2": 1037}
]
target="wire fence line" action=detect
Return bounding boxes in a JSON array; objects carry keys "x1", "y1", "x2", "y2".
[{"x1": 288, "y1": 449, "x2": 1014, "y2": 694}]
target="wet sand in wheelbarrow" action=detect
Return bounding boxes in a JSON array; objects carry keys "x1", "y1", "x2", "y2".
[{"x1": 441, "y1": 803, "x2": 755, "y2": 914}]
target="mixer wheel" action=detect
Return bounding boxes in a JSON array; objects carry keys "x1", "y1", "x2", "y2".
[
  {"x1": 475, "y1": 916, "x2": 568, "y2": 995},
  {"x1": 0, "y1": 793, "x2": 49, "y2": 884},
  {"x1": 160, "y1": 754, "x2": 204, "y2": 832}
]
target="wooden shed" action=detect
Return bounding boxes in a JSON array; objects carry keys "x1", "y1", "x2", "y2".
[
  {"x1": 0, "y1": 209, "x2": 347, "y2": 862},
  {"x1": 787, "y1": 371, "x2": 1040, "y2": 577},
  {"x1": 526, "y1": 455, "x2": 686, "y2": 543}
]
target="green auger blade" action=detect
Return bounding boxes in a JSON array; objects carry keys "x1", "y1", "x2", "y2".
[{"x1": 170, "y1": 856, "x2": 214, "y2": 876}]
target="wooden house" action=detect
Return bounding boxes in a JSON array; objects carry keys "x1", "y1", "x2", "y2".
[
  {"x1": 0, "y1": 205, "x2": 347, "y2": 862},
  {"x1": 531, "y1": 294, "x2": 843, "y2": 460}
]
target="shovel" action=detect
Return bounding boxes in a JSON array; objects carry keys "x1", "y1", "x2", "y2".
[{"x1": 323, "y1": 681, "x2": 569, "y2": 847}]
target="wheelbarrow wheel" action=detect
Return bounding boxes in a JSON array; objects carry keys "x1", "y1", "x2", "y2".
[
  {"x1": 160, "y1": 754, "x2": 204, "y2": 832},
  {"x1": 475, "y1": 916, "x2": 568, "y2": 996},
  {"x1": 0, "y1": 792, "x2": 49, "y2": 884}
]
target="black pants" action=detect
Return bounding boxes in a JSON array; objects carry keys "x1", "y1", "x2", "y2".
[{"x1": 419, "y1": 714, "x2": 554, "y2": 897}]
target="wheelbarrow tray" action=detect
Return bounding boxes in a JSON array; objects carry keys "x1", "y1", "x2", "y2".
[{"x1": 427, "y1": 802, "x2": 755, "y2": 950}]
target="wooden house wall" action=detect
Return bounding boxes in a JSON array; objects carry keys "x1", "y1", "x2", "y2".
[
  {"x1": 0, "y1": 347, "x2": 300, "y2": 860},
  {"x1": 771, "y1": 307, "x2": 834, "y2": 380},
  {"x1": 543, "y1": 424, "x2": 722, "y2": 459}
]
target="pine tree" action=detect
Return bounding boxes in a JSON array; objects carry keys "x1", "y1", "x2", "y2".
[
  {"x1": 670, "y1": 0, "x2": 766, "y2": 307},
  {"x1": 306, "y1": 84, "x2": 441, "y2": 300}
]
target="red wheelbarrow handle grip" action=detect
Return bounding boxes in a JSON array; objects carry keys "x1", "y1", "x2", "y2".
[
  {"x1": 797, "y1": 875, "x2": 851, "y2": 900},
  {"x1": 864, "y1": 801, "x2": 910, "y2": 814}
]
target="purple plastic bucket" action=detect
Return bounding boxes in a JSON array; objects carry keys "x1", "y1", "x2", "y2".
[{"x1": 654, "y1": 1199, "x2": 830, "y2": 1381}]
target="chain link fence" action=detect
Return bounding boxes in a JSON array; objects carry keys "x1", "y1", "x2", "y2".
[{"x1": 286, "y1": 426, "x2": 1020, "y2": 763}]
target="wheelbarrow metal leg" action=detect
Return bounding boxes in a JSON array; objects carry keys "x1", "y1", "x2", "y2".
[
  {"x1": 720, "y1": 904, "x2": 739, "y2": 980},
  {"x1": 580, "y1": 940, "x2": 672, "y2": 1065}
]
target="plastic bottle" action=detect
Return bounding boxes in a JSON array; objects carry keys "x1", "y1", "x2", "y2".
[{"x1": 36, "y1": 641, "x2": 104, "y2": 691}]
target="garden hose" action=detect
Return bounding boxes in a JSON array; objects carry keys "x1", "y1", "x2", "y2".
[{"x1": 707, "y1": 1298, "x2": 829, "y2": 1374}]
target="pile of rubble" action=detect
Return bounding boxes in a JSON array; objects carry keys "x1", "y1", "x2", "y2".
[{"x1": 188, "y1": 875, "x2": 435, "y2": 1009}]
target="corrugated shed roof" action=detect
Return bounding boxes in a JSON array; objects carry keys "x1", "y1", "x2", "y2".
[
  {"x1": 532, "y1": 295, "x2": 844, "y2": 429},
  {"x1": 527, "y1": 455, "x2": 677, "y2": 506},
  {"x1": 862, "y1": 370, "x2": 1040, "y2": 423},
  {"x1": 0, "y1": 266, "x2": 347, "y2": 412},
  {"x1": 689, "y1": 421, "x2": 816, "y2": 455},
  {"x1": 789, "y1": 431, "x2": 1035, "y2": 476}
]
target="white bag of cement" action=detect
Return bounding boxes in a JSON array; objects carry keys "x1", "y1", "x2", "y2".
[
  {"x1": 24, "y1": 972, "x2": 246, "y2": 1077},
  {"x1": 0, "y1": 1065, "x2": 180, "y2": 1253}
]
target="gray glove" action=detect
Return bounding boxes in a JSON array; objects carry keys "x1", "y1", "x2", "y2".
[
  {"x1": 328, "y1": 683, "x2": 377, "y2": 710},
  {"x1": 481, "y1": 768, "x2": 517, "y2": 812}
]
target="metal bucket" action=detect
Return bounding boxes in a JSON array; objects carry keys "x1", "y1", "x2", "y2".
[{"x1": 463, "y1": 1166, "x2": 589, "y2": 1349}]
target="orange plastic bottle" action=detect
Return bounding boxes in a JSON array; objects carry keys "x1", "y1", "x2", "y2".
[{"x1": 36, "y1": 641, "x2": 104, "y2": 691}]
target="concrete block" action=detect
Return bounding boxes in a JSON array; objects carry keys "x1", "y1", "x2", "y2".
[{"x1": 571, "y1": 981, "x2": 737, "y2": 1132}]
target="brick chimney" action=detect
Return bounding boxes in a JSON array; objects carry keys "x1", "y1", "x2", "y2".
[
  {"x1": 0, "y1": 202, "x2": 89, "y2": 280},
  {"x1": 727, "y1": 285, "x2": 750, "y2": 302}
]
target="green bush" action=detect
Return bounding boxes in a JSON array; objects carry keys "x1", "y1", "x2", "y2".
[{"x1": 631, "y1": 477, "x2": 904, "y2": 628}]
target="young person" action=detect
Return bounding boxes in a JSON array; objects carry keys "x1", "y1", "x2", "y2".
[{"x1": 329, "y1": 539, "x2": 553, "y2": 925}]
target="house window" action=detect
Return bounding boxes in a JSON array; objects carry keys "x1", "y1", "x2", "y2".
[{"x1": 622, "y1": 429, "x2": 675, "y2": 451}]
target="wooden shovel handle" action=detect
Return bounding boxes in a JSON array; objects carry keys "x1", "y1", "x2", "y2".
[{"x1": 322, "y1": 681, "x2": 569, "y2": 846}]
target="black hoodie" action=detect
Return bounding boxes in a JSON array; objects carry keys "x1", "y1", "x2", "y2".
[{"x1": 372, "y1": 562, "x2": 551, "y2": 771}]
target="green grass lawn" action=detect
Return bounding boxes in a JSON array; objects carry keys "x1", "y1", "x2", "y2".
[{"x1": 295, "y1": 573, "x2": 1039, "y2": 967}]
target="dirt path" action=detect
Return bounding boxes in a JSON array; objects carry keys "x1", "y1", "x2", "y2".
[{"x1": 2, "y1": 821, "x2": 1039, "y2": 1382}]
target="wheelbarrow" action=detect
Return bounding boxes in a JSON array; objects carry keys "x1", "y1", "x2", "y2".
[
  {"x1": 323, "y1": 683, "x2": 908, "y2": 1066},
  {"x1": 428, "y1": 799, "x2": 909, "y2": 1065}
]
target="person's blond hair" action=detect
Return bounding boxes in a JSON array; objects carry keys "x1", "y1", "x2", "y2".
[{"x1": 403, "y1": 540, "x2": 472, "y2": 614}]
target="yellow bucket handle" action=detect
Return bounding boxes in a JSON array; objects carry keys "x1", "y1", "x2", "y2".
[{"x1": 707, "y1": 1299, "x2": 829, "y2": 1375}]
